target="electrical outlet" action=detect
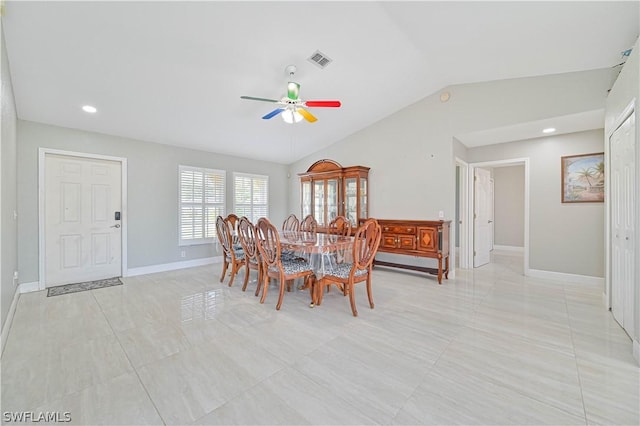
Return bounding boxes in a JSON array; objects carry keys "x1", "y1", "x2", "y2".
[
  {"x1": 180, "y1": 250, "x2": 186, "y2": 258},
  {"x1": 438, "y1": 210, "x2": 444, "y2": 218}
]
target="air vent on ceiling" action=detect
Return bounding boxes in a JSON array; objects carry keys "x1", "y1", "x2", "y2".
[{"x1": 308, "y1": 50, "x2": 332, "y2": 69}]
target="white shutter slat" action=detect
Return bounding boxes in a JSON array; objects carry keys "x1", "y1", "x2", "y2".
[
  {"x1": 233, "y1": 173, "x2": 268, "y2": 224},
  {"x1": 180, "y1": 166, "x2": 225, "y2": 244}
]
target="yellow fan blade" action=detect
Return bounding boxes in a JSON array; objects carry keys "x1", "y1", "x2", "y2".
[{"x1": 298, "y1": 108, "x2": 318, "y2": 123}]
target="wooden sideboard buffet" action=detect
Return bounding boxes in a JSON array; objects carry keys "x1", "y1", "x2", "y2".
[
  {"x1": 362, "y1": 218, "x2": 451, "y2": 284},
  {"x1": 299, "y1": 159, "x2": 369, "y2": 231}
]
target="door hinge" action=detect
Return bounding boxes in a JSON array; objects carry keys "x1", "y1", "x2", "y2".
[{"x1": 473, "y1": 250, "x2": 476, "y2": 256}]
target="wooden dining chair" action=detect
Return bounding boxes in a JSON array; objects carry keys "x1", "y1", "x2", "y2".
[
  {"x1": 282, "y1": 214, "x2": 300, "y2": 232},
  {"x1": 216, "y1": 215, "x2": 246, "y2": 287},
  {"x1": 300, "y1": 214, "x2": 318, "y2": 232},
  {"x1": 255, "y1": 218, "x2": 315, "y2": 310},
  {"x1": 313, "y1": 218, "x2": 381, "y2": 316},
  {"x1": 323, "y1": 215, "x2": 353, "y2": 294},
  {"x1": 328, "y1": 215, "x2": 352, "y2": 236},
  {"x1": 238, "y1": 216, "x2": 263, "y2": 296}
]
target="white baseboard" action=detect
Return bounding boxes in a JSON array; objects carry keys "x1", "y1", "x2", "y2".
[
  {"x1": 19, "y1": 281, "x2": 40, "y2": 293},
  {"x1": 1, "y1": 285, "x2": 21, "y2": 358},
  {"x1": 0, "y1": 280, "x2": 38, "y2": 357},
  {"x1": 527, "y1": 268, "x2": 604, "y2": 286},
  {"x1": 493, "y1": 245, "x2": 524, "y2": 252},
  {"x1": 125, "y1": 256, "x2": 222, "y2": 277}
]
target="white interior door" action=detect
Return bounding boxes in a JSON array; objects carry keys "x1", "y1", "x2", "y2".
[
  {"x1": 610, "y1": 113, "x2": 635, "y2": 337},
  {"x1": 45, "y1": 154, "x2": 122, "y2": 286},
  {"x1": 489, "y1": 177, "x2": 495, "y2": 251},
  {"x1": 474, "y1": 167, "x2": 492, "y2": 267}
]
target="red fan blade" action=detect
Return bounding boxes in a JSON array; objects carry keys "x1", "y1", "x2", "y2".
[{"x1": 305, "y1": 100, "x2": 341, "y2": 108}]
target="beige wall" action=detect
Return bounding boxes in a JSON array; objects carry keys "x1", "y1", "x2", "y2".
[
  {"x1": 493, "y1": 165, "x2": 525, "y2": 248},
  {"x1": 289, "y1": 69, "x2": 610, "y2": 273},
  {"x1": 468, "y1": 130, "x2": 604, "y2": 277},
  {"x1": 1, "y1": 22, "x2": 18, "y2": 331},
  {"x1": 17, "y1": 120, "x2": 289, "y2": 284}
]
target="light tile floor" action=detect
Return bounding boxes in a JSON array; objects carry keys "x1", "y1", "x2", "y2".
[{"x1": 1, "y1": 250, "x2": 638, "y2": 425}]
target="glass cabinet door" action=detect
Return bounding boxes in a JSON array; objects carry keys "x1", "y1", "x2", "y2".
[
  {"x1": 313, "y1": 180, "x2": 325, "y2": 225},
  {"x1": 359, "y1": 177, "x2": 368, "y2": 220},
  {"x1": 326, "y1": 179, "x2": 339, "y2": 225},
  {"x1": 344, "y1": 177, "x2": 357, "y2": 226},
  {"x1": 301, "y1": 181, "x2": 311, "y2": 219}
]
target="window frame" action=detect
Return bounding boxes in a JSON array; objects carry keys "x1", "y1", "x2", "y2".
[
  {"x1": 178, "y1": 165, "x2": 226, "y2": 246},
  {"x1": 233, "y1": 172, "x2": 269, "y2": 223}
]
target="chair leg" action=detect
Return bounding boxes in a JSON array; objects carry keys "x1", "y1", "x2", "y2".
[
  {"x1": 220, "y1": 260, "x2": 228, "y2": 283},
  {"x1": 228, "y1": 263, "x2": 237, "y2": 287},
  {"x1": 241, "y1": 263, "x2": 250, "y2": 291},
  {"x1": 254, "y1": 266, "x2": 263, "y2": 297},
  {"x1": 366, "y1": 274, "x2": 374, "y2": 309},
  {"x1": 276, "y1": 274, "x2": 286, "y2": 310},
  {"x1": 260, "y1": 275, "x2": 270, "y2": 304},
  {"x1": 348, "y1": 282, "x2": 358, "y2": 317}
]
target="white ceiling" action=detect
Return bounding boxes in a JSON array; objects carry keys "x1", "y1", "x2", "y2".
[{"x1": 3, "y1": 1, "x2": 638, "y2": 164}]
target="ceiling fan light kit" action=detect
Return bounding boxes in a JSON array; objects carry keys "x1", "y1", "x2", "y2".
[{"x1": 240, "y1": 64, "x2": 341, "y2": 124}]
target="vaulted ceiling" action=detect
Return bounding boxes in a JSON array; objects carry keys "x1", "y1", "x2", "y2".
[{"x1": 3, "y1": 1, "x2": 638, "y2": 164}]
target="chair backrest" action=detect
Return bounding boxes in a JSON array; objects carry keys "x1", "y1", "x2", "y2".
[
  {"x1": 256, "y1": 218, "x2": 282, "y2": 269},
  {"x1": 353, "y1": 218, "x2": 382, "y2": 270},
  {"x1": 238, "y1": 216, "x2": 259, "y2": 262},
  {"x1": 300, "y1": 214, "x2": 318, "y2": 232},
  {"x1": 328, "y1": 215, "x2": 352, "y2": 237},
  {"x1": 216, "y1": 215, "x2": 233, "y2": 256},
  {"x1": 282, "y1": 214, "x2": 300, "y2": 232},
  {"x1": 226, "y1": 213, "x2": 240, "y2": 242}
]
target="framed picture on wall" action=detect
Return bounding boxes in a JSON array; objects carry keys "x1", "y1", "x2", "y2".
[{"x1": 561, "y1": 152, "x2": 604, "y2": 203}]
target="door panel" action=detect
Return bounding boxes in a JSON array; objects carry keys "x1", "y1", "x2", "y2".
[
  {"x1": 474, "y1": 167, "x2": 492, "y2": 267},
  {"x1": 610, "y1": 112, "x2": 635, "y2": 338},
  {"x1": 45, "y1": 154, "x2": 122, "y2": 286}
]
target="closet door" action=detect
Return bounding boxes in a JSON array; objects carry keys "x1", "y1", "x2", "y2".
[{"x1": 610, "y1": 113, "x2": 635, "y2": 337}]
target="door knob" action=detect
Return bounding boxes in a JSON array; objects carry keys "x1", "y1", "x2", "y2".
[{"x1": 111, "y1": 224, "x2": 121, "y2": 228}]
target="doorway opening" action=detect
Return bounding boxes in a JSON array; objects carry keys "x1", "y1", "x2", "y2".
[{"x1": 459, "y1": 158, "x2": 530, "y2": 274}]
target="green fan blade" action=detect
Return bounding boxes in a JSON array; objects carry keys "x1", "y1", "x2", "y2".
[{"x1": 287, "y1": 82, "x2": 300, "y2": 100}]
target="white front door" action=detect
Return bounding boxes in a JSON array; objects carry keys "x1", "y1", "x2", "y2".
[
  {"x1": 45, "y1": 154, "x2": 122, "y2": 286},
  {"x1": 610, "y1": 113, "x2": 635, "y2": 337},
  {"x1": 474, "y1": 167, "x2": 492, "y2": 267}
]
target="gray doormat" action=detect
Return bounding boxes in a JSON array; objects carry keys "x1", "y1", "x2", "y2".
[{"x1": 47, "y1": 277, "x2": 123, "y2": 297}]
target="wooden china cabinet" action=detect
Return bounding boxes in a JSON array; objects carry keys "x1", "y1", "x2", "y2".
[{"x1": 298, "y1": 159, "x2": 369, "y2": 231}]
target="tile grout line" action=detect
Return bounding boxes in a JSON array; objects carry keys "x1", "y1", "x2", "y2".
[
  {"x1": 90, "y1": 288, "x2": 168, "y2": 426},
  {"x1": 561, "y1": 282, "x2": 590, "y2": 425},
  {"x1": 387, "y1": 269, "x2": 500, "y2": 423}
]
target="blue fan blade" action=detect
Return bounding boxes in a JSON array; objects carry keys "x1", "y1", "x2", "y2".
[{"x1": 262, "y1": 108, "x2": 284, "y2": 119}]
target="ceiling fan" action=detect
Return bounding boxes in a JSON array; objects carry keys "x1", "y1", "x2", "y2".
[{"x1": 240, "y1": 65, "x2": 341, "y2": 123}]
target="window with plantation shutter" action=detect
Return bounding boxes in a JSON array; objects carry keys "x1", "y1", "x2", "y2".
[
  {"x1": 179, "y1": 165, "x2": 225, "y2": 245},
  {"x1": 233, "y1": 173, "x2": 269, "y2": 223}
]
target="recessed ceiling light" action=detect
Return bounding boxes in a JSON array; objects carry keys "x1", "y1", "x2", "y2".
[
  {"x1": 82, "y1": 105, "x2": 97, "y2": 113},
  {"x1": 542, "y1": 127, "x2": 556, "y2": 134}
]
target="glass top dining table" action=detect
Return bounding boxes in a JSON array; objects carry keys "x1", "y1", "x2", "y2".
[{"x1": 278, "y1": 230, "x2": 354, "y2": 280}]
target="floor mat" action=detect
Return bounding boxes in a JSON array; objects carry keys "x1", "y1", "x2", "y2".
[{"x1": 47, "y1": 277, "x2": 123, "y2": 297}]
